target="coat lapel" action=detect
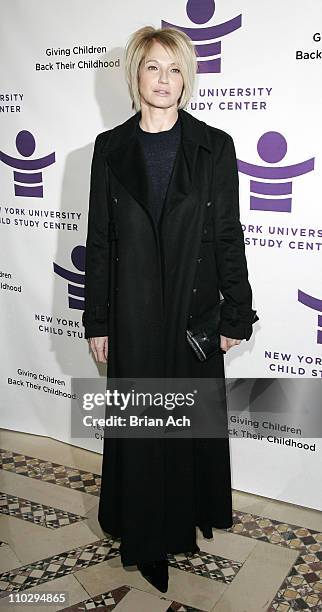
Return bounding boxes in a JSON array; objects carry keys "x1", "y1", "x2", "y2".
[
  {"x1": 162, "y1": 136, "x2": 199, "y2": 218},
  {"x1": 106, "y1": 130, "x2": 151, "y2": 214},
  {"x1": 102, "y1": 108, "x2": 211, "y2": 220}
]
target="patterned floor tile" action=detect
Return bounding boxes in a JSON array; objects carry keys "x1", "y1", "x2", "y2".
[
  {"x1": 266, "y1": 551, "x2": 322, "y2": 610},
  {"x1": 59, "y1": 584, "x2": 204, "y2": 611},
  {"x1": 60, "y1": 585, "x2": 129, "y2": 611},
  {"x1": 230, "y1": 510, "x2": 322, "y2": 551},
  {"x1": 1, "y1": 447, "x2": 321, "y2": 609},
  {"x1": 0, "y1": 538, "x2": 120, "y2": 597},
  {"x1": 0, "y1": 449, "x2": 101, "y2": 496},
  {"x1": 168, "y1": 550, "x2": 242, "y2": 584},
  {"x1": 228, "y1": 512, "x2": 322, "y2": 611},
  {"x1": 0, "y1": 491, "x2": 86, "y2": 529},
  {"x1": 0, "y1": 534, "x2": 242, "y2": 599}
]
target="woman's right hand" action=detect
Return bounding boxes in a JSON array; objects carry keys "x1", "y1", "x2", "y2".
[{"x1": 89, "y1": 336, "x2": 108, "y2": 363}]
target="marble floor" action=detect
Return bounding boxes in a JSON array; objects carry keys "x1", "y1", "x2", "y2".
[{"x1": 0, "y1": 428, "x2": 321, "y2": 611}]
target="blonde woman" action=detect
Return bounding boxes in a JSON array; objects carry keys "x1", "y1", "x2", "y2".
[{"x1": 83, "y1": 26, "x2": 257, "y2": 592}]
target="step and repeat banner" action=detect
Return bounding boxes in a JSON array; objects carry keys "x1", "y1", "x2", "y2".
[{"x1": 1, "y1": 0, "x2": 321, "y2": 509}]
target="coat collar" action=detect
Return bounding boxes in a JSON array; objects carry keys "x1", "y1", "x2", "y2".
[{"x1": 102, "y1": 108, "x2": 212, "y2": 221}]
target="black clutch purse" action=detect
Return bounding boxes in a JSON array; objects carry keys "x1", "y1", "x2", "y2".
[{"x1": 186, "y1": 299, "x2": 259, "y2": 362}]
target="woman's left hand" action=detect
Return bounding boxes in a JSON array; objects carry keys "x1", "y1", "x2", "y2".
[{"x1": 220, "y1": 336, "x2": 242, "y2": 352}]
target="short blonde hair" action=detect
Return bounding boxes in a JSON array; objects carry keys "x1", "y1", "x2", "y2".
[{"x1": 124, "y1": 26, "x2": 197, "y2": 111}]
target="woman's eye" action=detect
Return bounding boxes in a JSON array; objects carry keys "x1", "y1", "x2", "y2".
[
  {"x1": 147, "y1": 65, "x2": 157, "y2": 70},
  {"x1": 171, "y1": 68, "x2": 180, "y2": 73}
]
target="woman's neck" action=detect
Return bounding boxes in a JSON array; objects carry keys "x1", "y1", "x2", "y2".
[{"x1": 138, "y1": 107, "x2": 179, "y2": 134}]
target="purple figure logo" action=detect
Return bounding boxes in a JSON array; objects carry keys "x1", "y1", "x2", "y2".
[
  {"x1": 0, "y1": 130, "x2": 55, "y2": 198},
  {"x1": 53, "y1": 246, "x2": 85, "y2": 310},
  {"x1": 237, "y1": 132, "x2": 315, "y2": 213},
  {"x1": 298, "y1": 290, "x2": 322, "y2": 345},
  {"x1": 161, "y1": 0, "x2": 242, "y2": 73}
]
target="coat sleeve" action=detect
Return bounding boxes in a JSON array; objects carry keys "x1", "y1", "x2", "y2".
[
  {"x1": 82, "y1": 133, "x2": 111, "y2": 340},
  {"x1": 211, "y1": 133, "x2": 258, "y2": 341}
]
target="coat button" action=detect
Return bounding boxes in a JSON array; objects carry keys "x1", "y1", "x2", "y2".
[
  {"x1": 189, "y1": 314, "x2": 193, "y2": 319},
  {"x1": 192, "y1": 288, "x2": 197, "y2": 293},
  {"x1": 206, "y1": 201, "x2": 212, "y2": 207},
  {"x1": 113, "y1": 197, "x2": 118, "y2": 204},
  {"x1": 203, "y1": 228, "x2": 208, "y2": 235},
  {"x1": 197, "y1": 257, "x2": 202, "y2": 263}
]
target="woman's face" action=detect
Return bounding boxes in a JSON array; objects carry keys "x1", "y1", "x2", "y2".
[{"x1": 138, "y1": 40, "x2": 184, "y2": 111}]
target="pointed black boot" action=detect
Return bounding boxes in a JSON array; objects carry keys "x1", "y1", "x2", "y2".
[{"x1": 137, "y1": 558, "x2": 169, "y2": 593}]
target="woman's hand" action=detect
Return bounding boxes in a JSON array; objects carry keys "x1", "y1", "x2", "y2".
[
  {"x1": 89, "y1": 336, "x2": 108, "y2": 363},
  {"x1": 220, "y1": 335, "x2": 241, "y2": 352}
]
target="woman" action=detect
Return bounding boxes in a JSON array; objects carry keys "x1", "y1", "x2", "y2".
[{"x1": 82, "y1": 26, "x2": 258, "y2": 593}]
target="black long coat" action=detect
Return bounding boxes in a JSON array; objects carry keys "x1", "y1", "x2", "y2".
[{"x1": 82, "y1": 108, "x2": 256, "y2": 566}]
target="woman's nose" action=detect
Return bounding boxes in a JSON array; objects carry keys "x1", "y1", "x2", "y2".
[{"x1": 159, "y1": 71, "x2": 169, "y2": 83}]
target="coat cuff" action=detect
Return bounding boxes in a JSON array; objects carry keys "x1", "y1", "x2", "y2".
[
  {"x1": 219, "y1": 304, "x2": 259, "y2": 341},
  {"x1": 219, "y1": 320, "x2": 253, "y2": 341},
  {"x1": 82, "y1": 309, "x2": 109, "y2": 340}
]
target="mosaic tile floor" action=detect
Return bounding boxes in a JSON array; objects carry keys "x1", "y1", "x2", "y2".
[
  {"x1": 0, "y1": 492, "x2": 86, "y2": 529},
  {"x1": 60, "y1": 585, "x2": 204, "y2": 611},
  {"x1": 0, "y1": 436, "x2": 321, "y2": 611},
  {"x1": 0, "y1": 538, "x2": 246, "y2": 596},
  {"x1": 0, "y1": 538, "x2": 120, "y2": 596},
  {"x1": 0, "y1": 449, "x2": 101, "y2": 495}
]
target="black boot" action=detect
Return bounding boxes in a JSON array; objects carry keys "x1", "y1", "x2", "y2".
[
  {"x1": 137, "y1": 558, "x2": 169, "y2": 593},
  {"x1": 199, "y1": 523, "x2": 213, "y2": 539}
]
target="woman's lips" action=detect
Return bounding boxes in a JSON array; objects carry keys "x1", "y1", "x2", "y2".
[{"x1": 154, "y1": 90, "x2": 170, "y2": 96}]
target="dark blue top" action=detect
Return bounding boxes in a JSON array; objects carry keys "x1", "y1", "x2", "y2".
[{"x1": 137, "y1": 113, "x2": 181, "y2": 226}]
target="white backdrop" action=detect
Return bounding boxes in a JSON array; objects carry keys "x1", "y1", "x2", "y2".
[{"x1": 1, "y1": 0, "x2": 321, "y2": 510}]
